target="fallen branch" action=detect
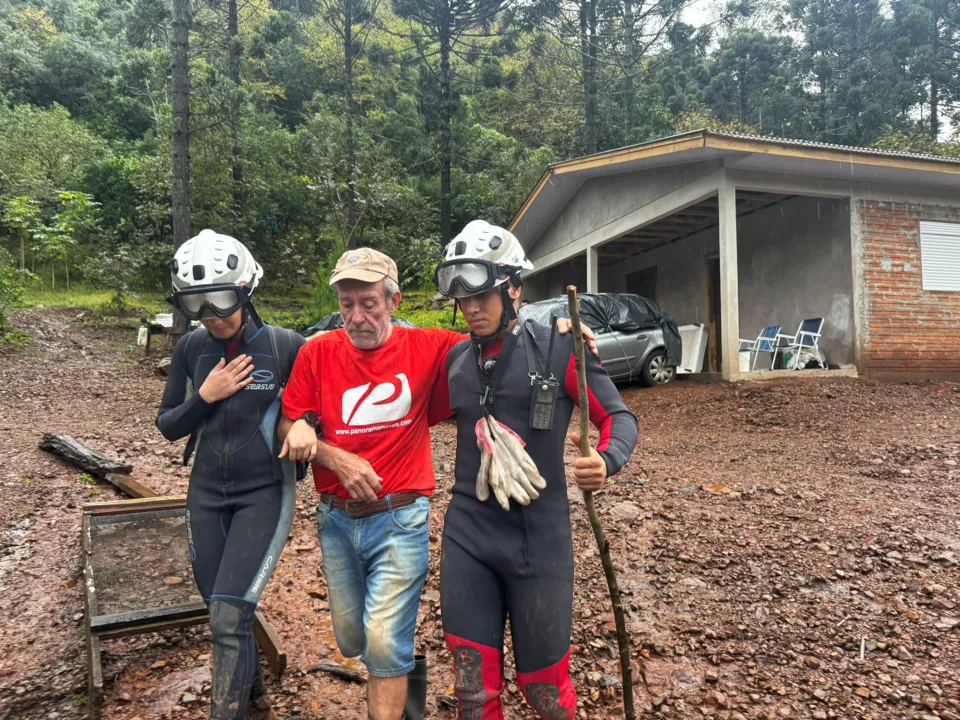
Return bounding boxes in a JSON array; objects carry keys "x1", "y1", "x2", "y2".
[
  {"x1": 305, "y1": 660, "x2": 366, "y2": 684},
  {"x1": 39, "y1": 434, "x2": 133, "y2": 477},
  {"x1": 567, "y1": 286, "x2": 635, "y2": 720}
]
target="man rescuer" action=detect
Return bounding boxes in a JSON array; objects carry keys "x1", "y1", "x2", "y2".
[
  {"x1": 276, "y1": 243, "x2": 599, "y2": 720},
  {"x1": 432, "y1": 221, "x2": 639, "y2": 720}
]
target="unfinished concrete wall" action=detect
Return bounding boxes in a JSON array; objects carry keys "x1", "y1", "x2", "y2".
[
  {"x1": 738, "y1": 196, "x2": 854, "y2": 366},
  {"x1": 529, "y1": 160, "x2": 723, "y2": 265},
  {"x1": 523, "y1": 257, "x2": 586, "y2": 302},
  {"x1": 605, "y1": 195, "x2": 856, "y2": 367},
  {"x1": 600, "y1": 225, "x2": 716, "y2": 325}
]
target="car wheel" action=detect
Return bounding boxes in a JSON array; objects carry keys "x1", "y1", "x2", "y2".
[{"x1": 641, "y1": 350, "x2": 676, "y2": 387}]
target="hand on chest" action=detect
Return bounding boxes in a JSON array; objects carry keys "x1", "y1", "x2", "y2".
[{"x1": 194, "y1": 351, "x2": 281, "y2": 404}]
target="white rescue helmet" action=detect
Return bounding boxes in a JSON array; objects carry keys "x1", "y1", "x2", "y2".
[
  {"x1": 168, "y1": 229, "x2": 263, "y2": 321},
  {"x1": 435, "y1": 220, "x2": 534, "y2": 299},
  {"x1": 171, "y1": 229, "x2": 262, "y2": 294}
]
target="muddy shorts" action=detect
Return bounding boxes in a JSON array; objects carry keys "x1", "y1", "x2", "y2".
[{"x1": 316, "y1": 494, "x2": 430, "y2": 677}]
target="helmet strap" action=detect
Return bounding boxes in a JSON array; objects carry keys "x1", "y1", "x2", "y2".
[
  {"x1": 469, "y1": 283, "x2": 516, "y2": 345},
  {"x1": 244, "y1": 301, "x2": 264, "y2": 332},
  {"x1": 500, "y1": 282, "x2": 518, "y2": 328}
]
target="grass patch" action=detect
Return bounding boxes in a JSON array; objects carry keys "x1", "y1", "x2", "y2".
[
  {"x1": 17, "y1": 282, "x2": 460, "y2": 335},
  {"x1": 22, "y1": 285, "x2": 164, "y2": 315},
  {"x1": 0, "y1": 328, "x2": 31, "y2": 346},
  {"x1": 395, "y1": 292, "x2": 460, "y2": 330}
]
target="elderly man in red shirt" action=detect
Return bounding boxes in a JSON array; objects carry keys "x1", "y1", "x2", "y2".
[{"x1": 279, "y1": 247, "x2": 594, "y2": 720}]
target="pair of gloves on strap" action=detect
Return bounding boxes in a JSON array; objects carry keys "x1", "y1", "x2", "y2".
[{"x1": 474, "y1": 417, "x2": 547, "y2": 511}]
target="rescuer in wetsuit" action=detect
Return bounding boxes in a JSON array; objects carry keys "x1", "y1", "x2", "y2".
[
  {"x1": 433, "y1": 221, "x2": 640, "y2": 720},
  {"x1": 156, "y1": 229, "x2": 304, "y2": 720}
]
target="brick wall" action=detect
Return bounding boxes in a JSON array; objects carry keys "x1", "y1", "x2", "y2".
[{"x1": 860, "y1": 199, "x2": 960, "y2": 376}]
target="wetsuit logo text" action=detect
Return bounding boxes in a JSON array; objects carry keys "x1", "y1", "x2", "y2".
[
  {"x1": 246, "y1": 369, "x2": 276, "y2": 392},
  {"x1": 252, "y1": 555, "x2": 274, "y2": 594}
]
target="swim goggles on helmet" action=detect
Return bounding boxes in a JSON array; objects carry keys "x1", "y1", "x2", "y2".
[
  {"x1": 435, "y1": 260, "x2": 521, "y2": 299},
  {"x1": 166, "y1": 284, "x2": 251, "y2": 320}
]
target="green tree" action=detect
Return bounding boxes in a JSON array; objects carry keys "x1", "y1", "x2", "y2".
[
  {"x1": 789, "y1": 0, "x2": 910, "y2": 145},
  {"x1": 41, "y1": 191, "x2": 101, "y2": 290},
  {"x1": 2, "y1": 195, "x2": 42, "y2": 269},
  {"x1": 0, "y1": 103, "x2": 105, "y2": 200},
  {"x1": 703, "y1": 29, "x2": 800, "y2": 134},
  {"x1": 893, "y1": 0, "x2": 960, "y2": 139},
  {"x1": 0, "y1": 247, "x2": 26, "y2": 332},
  {"x1": 391, "y1": 0, "x2": 512, "y2": 244}
]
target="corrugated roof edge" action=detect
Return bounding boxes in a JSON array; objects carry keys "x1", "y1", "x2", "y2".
[
  {"x1": 509, "y1": 129, "x2": 960, "y2": 231},
  {"x1": 705, "y1": 129, "x2": 960, "y2": 165}
]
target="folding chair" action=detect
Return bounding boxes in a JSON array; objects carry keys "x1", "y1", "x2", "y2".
[
  {"x1": 773, "y1": 318, "x2": 824, "y2": 370},
  {"x1": 738, "y1": 325, "x2": 781, "y2": 371}
]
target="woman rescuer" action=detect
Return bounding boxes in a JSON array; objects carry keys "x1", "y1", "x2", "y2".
[{"x1": 156, "y1": 230, "x2": 304, "y2": 720}]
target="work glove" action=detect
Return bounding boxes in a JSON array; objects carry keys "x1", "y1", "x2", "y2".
[{"x1": 474, "y1": 417, "x2": 548, "y2": 511}]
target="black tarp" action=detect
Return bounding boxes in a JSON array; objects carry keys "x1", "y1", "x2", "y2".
[
  {"x1": 305, "y1": 312, "x2": 417, "y2": 335},
  {"x1": 519, "y1": 293, "x2": 682, "y2": 366}
]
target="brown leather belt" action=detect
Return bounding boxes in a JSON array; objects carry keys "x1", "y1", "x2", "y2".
[{"x1": 319, "y1": 491, "x2": 422, "y2": 519}]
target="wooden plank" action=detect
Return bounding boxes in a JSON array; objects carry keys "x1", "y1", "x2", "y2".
[
  {"x1": 254, "y1": 611, "x2": 287, "y2": 676},
  {"x1": 103, "y1": 473, "x2": 159, "y2": 499},
  {"x1": 39, "y1": 434, "x2": 134, "y2": 476},
  {"x1": 551, "y1": 135, "x2": 705, "y2": 174},
  {"x1": 97, "y1": 610, "x2": 209, "y2": 640},
  {"x1": 82, "y1": 515, "x2": 97, "y2": 617},
  {"x1": 87, "y1": 630, "x2": 103, "y2": 720},
  {"x1": 84, "y1": 495, "x2": 187, "y2": 516},
  {"x1": 82, "y1": 512, "x2": 103, "y2": 720},
  {"x1": 91, "y1": 602, "x2": 209, "y2": 633}
]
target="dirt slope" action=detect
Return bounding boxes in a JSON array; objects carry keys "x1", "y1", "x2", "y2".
[{"x1": 0, "y1": 308, "x2": 957, "y2": 720}]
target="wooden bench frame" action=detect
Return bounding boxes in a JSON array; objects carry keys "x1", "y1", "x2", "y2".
[{"x1": 82, "y1": 495, "x2": 286, "y2": 719}]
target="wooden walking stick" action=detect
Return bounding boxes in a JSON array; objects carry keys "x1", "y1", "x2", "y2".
[{"x1": 566, "y1": 285, "x2": 635, "y2": 720}]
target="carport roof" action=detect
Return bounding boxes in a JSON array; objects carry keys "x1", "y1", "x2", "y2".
[{"x1": 509, "y1": 129, "x2": 960, "y2": 246}]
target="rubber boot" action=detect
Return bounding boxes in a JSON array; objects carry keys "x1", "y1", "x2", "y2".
[
  {"x1": 209, "y1": 597, "x2": 259, "y2": 720},
  {"x1": 246, "y1": 664, "x2": 277, "y2": 720},
  {"x1": 401, "y1": 654, "x2": 428, "y2": 720}
]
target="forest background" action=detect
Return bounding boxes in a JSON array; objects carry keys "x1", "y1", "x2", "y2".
[{"x1": 0, "y1": 0, "x2": 958, "y2": 335}]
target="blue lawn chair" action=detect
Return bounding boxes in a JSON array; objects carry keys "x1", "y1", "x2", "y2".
[
  {"x1": 738, "y1": 325, "x2": 781, "y2": 371},
  {"x1": 773, "y1": 318, "x2": 825, "y2": 370}
]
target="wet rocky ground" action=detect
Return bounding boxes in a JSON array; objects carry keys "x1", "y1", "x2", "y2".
[{"x1": 0, "y1": 308, "x2": 957, "y2": 719}]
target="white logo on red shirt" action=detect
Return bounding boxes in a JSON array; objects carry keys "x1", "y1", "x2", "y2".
[{"x1": 341, "y1": 374, "x2": 412, "y2": 426}]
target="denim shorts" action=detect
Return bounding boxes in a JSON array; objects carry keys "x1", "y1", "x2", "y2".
[{"x1": 316, "y1": 494, "x2": 430, "y2": 677}]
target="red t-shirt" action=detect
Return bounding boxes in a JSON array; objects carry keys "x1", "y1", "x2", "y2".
[{"x1": 282, "y1": 326, "x2": 464, "y2": 498}]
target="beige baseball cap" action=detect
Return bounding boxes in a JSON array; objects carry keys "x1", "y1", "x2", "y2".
[{"x1": 329, "y1": 247, "x2": 399, "y2": 286}]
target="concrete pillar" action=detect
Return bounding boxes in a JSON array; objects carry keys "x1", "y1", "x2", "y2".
[
  {"x1": 849, "y1": 195, "x2": 866, "y2": 375},
  {"x1": 586, "y1": 245, "x2": 599, "y2": 293},
  {"x1": 718, "y1": 178, "x2": 740, "y2": 381}
]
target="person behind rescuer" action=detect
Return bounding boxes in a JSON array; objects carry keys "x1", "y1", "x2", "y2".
[
  {"x1": 156, "y1": 229, "x2": 305, "y2": 720},
  {"x1": 275, "y1": 246, "x2": 598, "y2": 720},
  {"x1": 431, "y1": 221, "x2": 640, "y2": 720}
]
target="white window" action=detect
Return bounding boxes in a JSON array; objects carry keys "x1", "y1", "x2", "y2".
[{"x1": 920, "y1": 220, "x2": 960, "y2": 292}]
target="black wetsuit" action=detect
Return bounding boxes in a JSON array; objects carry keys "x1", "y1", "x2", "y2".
[
  {"x1": 440, "y1": 321, "x2": 639, "y2": 720},
  {"x1": 156, "y1": 318, "x2": 303, "y2": 719}
]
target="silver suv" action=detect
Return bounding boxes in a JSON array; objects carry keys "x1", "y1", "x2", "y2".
[
  {"x1": 594, "y1": 325, "x2": 676, "y2": 386},
  {"x1": 520, "y1": 292, "x2": 680, "y2": 387}
]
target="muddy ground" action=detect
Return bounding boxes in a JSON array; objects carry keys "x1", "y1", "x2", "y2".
[{"x1": 0, "y1": 307, "x2": 958, "y2": 720}]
